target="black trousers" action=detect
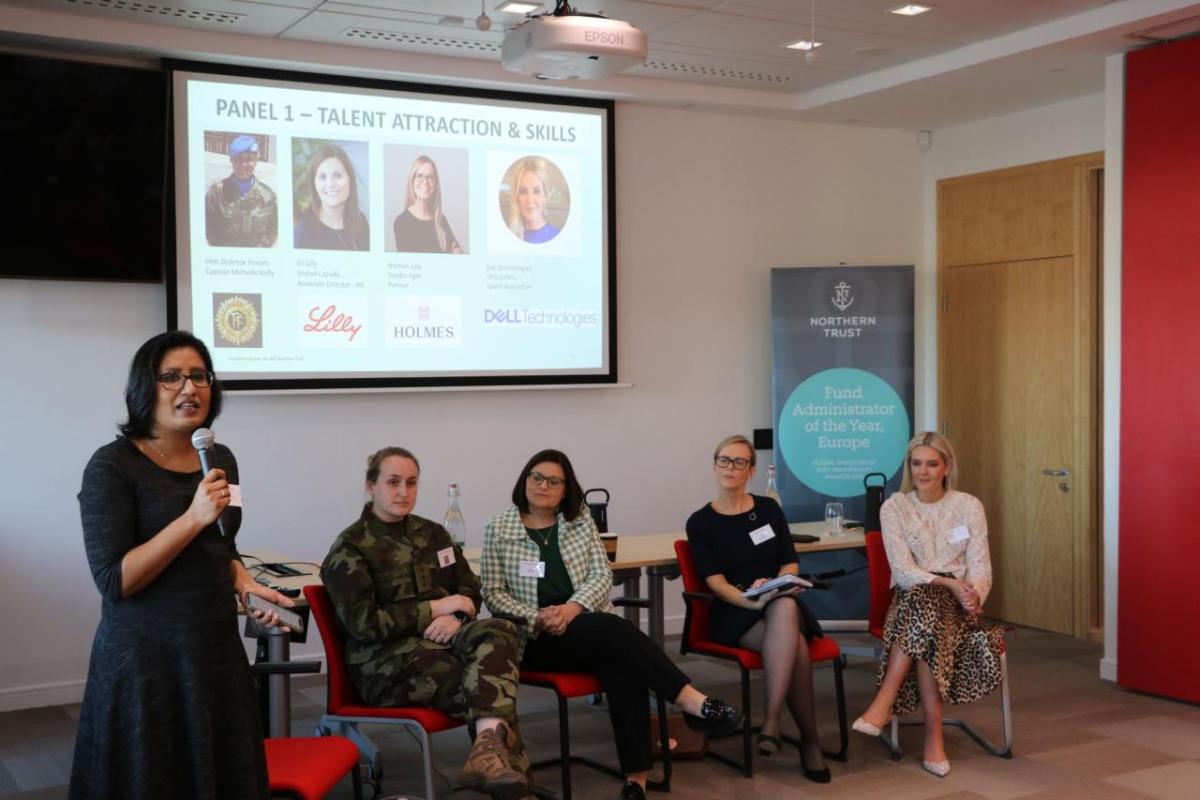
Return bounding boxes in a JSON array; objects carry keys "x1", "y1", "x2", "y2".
[{"x1": 521, "y1": 611, "x2": 690, "y2": 774}]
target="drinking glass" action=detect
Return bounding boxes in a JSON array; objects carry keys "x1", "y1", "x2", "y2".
[{"x1": 824, "y1": 502, "x2": 844, "y2": 536}]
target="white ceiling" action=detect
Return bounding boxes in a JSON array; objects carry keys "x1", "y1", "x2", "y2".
[{"x1": 2, "y1": 0, "x2": 1199, "y2": 128}]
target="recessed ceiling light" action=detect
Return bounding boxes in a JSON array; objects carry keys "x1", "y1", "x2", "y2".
[
  {"x1": 785, "y1": 39, "x2": 823, "y2": 51},
  {"x1": 890, "y1": 3, "x2": 933, "y2": 16},
  {"x1": 498, "y1": 1, "x2": 541, "y2": 14}
]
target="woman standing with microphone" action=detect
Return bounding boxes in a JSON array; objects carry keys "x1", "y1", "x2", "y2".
[{"x1": 71, "y1": 331, "x2": 292, "y2": 800}]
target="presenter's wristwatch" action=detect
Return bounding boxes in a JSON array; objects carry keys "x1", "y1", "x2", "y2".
[{"x1": 451, "y1": 611, "x2": 470, "y2": 624}]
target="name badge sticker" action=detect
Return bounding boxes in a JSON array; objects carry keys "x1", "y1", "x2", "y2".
[
  {"x1": 749, "y1": 524, "x2": 776, "y2": 545},
  {"x1": 519, "y1": 560, "x2": 546, "y2": 579},
  {"x1": 436, "y1": 547, "x2": 456, "y2": 568},
  {"x1": 227, "y1": 484, "x2": 243, "y2": 507},
  {"x1": 948, "y1": 525, "x2": 971, "y2": 544}
]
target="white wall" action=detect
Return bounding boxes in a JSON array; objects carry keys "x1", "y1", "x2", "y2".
[
  {"x1": 0, "y1": 104, "x2": 920, "y2": 711},
  {"x1": 917, "y1": 91, "x2": 1114, "y2": 675}
]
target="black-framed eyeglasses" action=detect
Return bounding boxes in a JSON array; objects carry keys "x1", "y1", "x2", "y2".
[
  {"x1": 157, "y1": 369, "x2": 215, "y2": 388},
  {"x1": 715, "y1": 456, "x2": 751, "y2": 470},
  {"x1": 528, "y1": 471, "x2": 565, "y2": 489}
]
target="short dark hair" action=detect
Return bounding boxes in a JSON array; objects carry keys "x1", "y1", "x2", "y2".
[
  {"x1": 511, "y1": 448, "x2": 585, "y2": 522},
  {"x1": 119, "y1": 331, "x2": 222, "y2": 440},
  {"x1": 366, "y1": 446, "x2": 420, "y2": 483}
]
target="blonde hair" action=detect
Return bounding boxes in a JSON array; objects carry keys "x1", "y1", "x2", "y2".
[
  {"x1": 899, "y1": 431, "x2": 958, "y2": 493},
  {"x1": 404, "y1": 156, "x2": 454, "y2": 253},
  {"x1": 507, "y1": 156, "x2": 552, "y2": 239},
  {"x1": 712, "y1": 434, "x2": 756, "y2": 467}
]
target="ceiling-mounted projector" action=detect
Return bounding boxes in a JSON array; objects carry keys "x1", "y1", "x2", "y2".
[{"x1": 501, "y1": 13, "x2": 648, "y2": 80}]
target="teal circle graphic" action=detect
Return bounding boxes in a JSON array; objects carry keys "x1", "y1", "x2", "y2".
[{"x1": 777, "y1": 368, "x2": 910, "y2": 498}]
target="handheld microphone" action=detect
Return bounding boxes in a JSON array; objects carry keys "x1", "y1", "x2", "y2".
[{"x1": 190, "y1": 427, "x2": 227, "y2": 537}]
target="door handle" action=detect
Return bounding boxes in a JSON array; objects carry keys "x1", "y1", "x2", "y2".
[{"x1": 1041, "y1": 468, "x2": 1069, "y2": 477}]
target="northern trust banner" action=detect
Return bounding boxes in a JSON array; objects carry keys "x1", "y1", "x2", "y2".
[{"x1": 771, "y1": 266, "x2": 914, "y2": 525}]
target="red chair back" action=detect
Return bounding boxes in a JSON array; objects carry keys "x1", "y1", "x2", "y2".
[
  {"x1": 674, "y1": 540, "x2": 714, "y2": 649},
  {"x1": 865, "y1": 530, "x2": 892, "y2": 640},
  {"x1": 304, "y1": 584, "x2": 365, "y2": 714}
]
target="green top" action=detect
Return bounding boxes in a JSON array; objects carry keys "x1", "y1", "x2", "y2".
[{"x1": 526, "y1": 523, "x2": 575, "y2": 608}]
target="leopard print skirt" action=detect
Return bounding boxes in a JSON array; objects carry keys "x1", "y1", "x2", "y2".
[{"x1": 877, "y1": 584, "x2": 1005, "y2": 716}]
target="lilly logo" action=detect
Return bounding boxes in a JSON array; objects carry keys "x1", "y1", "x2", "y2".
[{"x1": 831, "y1": 281, "x2": 854, "y2": 312}]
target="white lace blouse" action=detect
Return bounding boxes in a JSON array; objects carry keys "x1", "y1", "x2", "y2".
[{"x1": 878, "y1": 489, "x2": 993, "y2": 603}]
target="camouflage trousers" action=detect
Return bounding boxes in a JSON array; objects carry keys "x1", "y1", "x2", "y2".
[{"x1": 351, "y1": 618, "x2": 531, "y2": 781}]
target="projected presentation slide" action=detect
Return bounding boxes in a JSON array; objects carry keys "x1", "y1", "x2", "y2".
[{"x1": 171, "y1": 68, "x2": 612, "y2": 388}]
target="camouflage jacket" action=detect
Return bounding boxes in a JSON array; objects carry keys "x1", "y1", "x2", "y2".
[
  {"x1": 204, "y1": 175, "x2": 278, "y2": 247},
  {"x1": 321, "y1": 505, "x2": 481, "y2": 665}
]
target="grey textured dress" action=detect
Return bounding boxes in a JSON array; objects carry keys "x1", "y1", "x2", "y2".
[{"x1": 70, "y1": 437, "x2": 268, "y2": 800}]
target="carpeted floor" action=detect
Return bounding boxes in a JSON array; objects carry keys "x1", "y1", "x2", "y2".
[{"x1": 2, "y1": 629, "x2": 1198, "y2": 799}]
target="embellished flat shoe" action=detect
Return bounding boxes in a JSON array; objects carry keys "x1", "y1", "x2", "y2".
[
  {"x1": 851, "y1": 715, "x2": 890, "y2": 737},
  {"x1": 922, "y1": 759, "x2": 951, "y2": 778},
  {"x1": 682, "y1": 697, "x2": 744, "y2": 736}
]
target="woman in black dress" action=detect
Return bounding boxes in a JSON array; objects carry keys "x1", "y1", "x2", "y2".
[
  {"x1": 70, "y1": 330, "x2": 293, "y2": 800},
  {"x1": 392, "y1": 155, "x2": 463, "y2": 254},
  {"x1": 685, "y1": 434, "x2": 830, "y2": 783}
]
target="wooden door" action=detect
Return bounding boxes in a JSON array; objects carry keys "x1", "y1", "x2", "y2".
[{"x1": 938, "y1": 154, "x2": 1101, "y2": 636}]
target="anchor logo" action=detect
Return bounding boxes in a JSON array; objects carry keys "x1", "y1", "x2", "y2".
[{"x1": 831, "y1": 281, "x2": 854, "y2": 312}]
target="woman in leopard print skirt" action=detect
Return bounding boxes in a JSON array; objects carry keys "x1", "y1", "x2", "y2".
[{"x1": 852, "y1": 432, "x2": 1004, "y2": 778}]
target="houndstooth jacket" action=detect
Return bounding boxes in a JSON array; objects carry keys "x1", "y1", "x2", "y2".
[{"x1": 481, "y1": 504, "x2": 614, "y2": 647}]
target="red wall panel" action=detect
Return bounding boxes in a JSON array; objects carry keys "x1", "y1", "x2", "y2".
[{"x1": 1119, "y1": 36, "x2": 1200, "y2": 702}]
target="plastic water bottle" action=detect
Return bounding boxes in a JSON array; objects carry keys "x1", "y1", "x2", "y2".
[
  {"x1": 443, "y1": 483, "x2": 466, "y2": 548},
  {"x1": 764, "y1": 464, "x2": 782, "y2": 506}
]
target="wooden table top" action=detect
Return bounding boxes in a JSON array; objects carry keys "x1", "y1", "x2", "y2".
[{"x1": 461, "y1": 521, "x2": 865, "y2": 570}]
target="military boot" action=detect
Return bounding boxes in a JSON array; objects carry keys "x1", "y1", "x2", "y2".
[{"x1": 460, "y1": 722, "x2": 526, "y2": 799}]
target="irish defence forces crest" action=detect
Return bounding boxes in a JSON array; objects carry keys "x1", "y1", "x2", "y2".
[{"x1": 215, "y1": 295, "x2": 260, "y2": 346}]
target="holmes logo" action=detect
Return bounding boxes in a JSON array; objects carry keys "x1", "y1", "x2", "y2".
[
  {"x1": 831, "y1": 281, "x2": 854, "y2": 312},
  {"x1": 393, "y1": 325, "x2": 456, "y2": 340},
  {"x1": 385, "y1": 295, "x2": 463, "y2": 348}
]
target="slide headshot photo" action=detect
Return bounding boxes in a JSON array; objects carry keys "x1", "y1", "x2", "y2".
[
  {"x1": 292, "y1": 139, "x2": 370, "y2": 251},
  {"x1": 385, "y1": 145, "x2": 468, "y2": 255},
  {"x1": 499, "y1": 155, "x2": 570, "y2": 245},
  {"x1": 203, "y1": 132, "x2": 278, "y2": 248}
]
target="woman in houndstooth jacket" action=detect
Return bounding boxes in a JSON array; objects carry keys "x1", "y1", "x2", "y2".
[{"x1": 482, "y1": 449, "x2": 744, "y2": 800}]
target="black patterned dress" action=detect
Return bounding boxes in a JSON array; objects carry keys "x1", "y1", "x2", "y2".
[{"x1": 70, "y1": 437, "x2": 267, "y2": 800}]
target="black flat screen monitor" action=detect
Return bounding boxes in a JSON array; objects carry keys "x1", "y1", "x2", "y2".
[{"x1": 0, "y1": 52, "x2": 167, "y2": 282}]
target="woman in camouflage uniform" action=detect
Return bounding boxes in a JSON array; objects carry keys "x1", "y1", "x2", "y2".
[{"x1": 322, "y1": 447, "x2": 530, "y2": 799}]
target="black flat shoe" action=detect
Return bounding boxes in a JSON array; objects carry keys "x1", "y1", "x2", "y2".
[
  {"x1": 801, "y1": 750, "x2": 832, "y2": 783},
  {"x1": 618, "y1": 780, "x2": 647, "y2": 800},
  {"x1": 682, "y1": 697, "x2": 744, "y2": 736},
  {"x1": 802, "y1": 764, "x2": 832, "y2": 784}
]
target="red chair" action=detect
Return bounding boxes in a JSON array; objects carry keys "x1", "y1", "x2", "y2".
[
  {"x1": 248, "y1": 655, "x2": 365, "y2": 800},
  {"x1": 520, "y1": 667, "x2": 670, "y2": 800},
  {"x1": 864, "y1": 530, "x2": 1012, "y2": 759},
  {"x1": 304, "y1": 584, "x2": 466, "y2": 798},
  {"x1": 265, "y1": 736, "x2": 363, "y2": 799},
  {"x1": 674, "y1": 540, "x2": 848, "y2": 778}
]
